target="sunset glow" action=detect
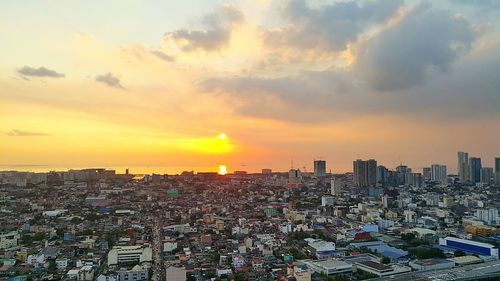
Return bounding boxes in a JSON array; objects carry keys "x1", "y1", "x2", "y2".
[
  {"x1": 0, "y1": 1, "x2": 499, "y2": 173},
  {"x1": 218, "y1": 165, "x2": 227, "y2": 175}
]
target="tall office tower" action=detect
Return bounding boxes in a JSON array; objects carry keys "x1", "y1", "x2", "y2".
[
  {"x1": 396, "y1": 165, "x2": 409, "y2": 185},
  {"x1": 406, "y1": 173, "x2": 423, "y2": 188},
  {"x1": 314, "y1": 160, "x2": 327, "y2": 177},
  {"x1": 353, "y1": 160, "x2": 367, "y2": 187},
  {"x1": 367, "y1": 159, "x2": 377, "y2": 186},
  {"x1": 422, "y1": 167, "x2": 432, "y2": 181},
  {"x1": 495, "y1": 157, "x2": 500, "y2": 186},
  {"x1": 469, "y1": 157, "x2": 482, "y2": 184},
  {"x1": 353, "y1": 159, "x2": 377, "y2": 188},
  {"x1": 457, "y1": 151, "x2": 469, "y2": 183},
  {"x1": 481, "y1": 167, "x2": 494, "y2": 185},
  {"x1": 431, "y1": 164, "x2": 447, "y2": 184},
  {"x1": 376, "y1": 165, "x2": 388, "y2": 185}
]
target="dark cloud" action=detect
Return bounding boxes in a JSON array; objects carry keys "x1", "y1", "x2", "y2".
[
  {"x1": 355, "y1": 3, "x2": 477, "y2": 91},
  {"x1": 6, "y1": 129, "x2": 49, "y2": 137},
  {"x1": 263, "y1": 0, "x2": 403, "y2": 52},
  {"x1": 17, "y1": 66, "x2": 65, "y2": 78},
  {"x1": 95, "y1": 72, "x2": 125, "y2": 89},
  {"x1": 199, "y1": 2, "x2": 497, "y2": 124},
  {"x1": 150, "y1": 50, "x2": 174, "y2": 62},
  {"x1": 165, "y1": 5, "x2": 244, "y2": 52}
]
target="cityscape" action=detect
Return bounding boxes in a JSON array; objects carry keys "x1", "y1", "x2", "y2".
[
  {"x1": 2, "y1": 0, "x2": 500, "y2": 281},
  {"x1": 1, "y1": 152, "x2": 500, "y2": 281}
]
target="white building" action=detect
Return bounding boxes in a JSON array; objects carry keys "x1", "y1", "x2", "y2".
[
  {"x1": 302, "y1": 259, "x2": 352, "y2": 275},
  {"x1": 321, "y1": 196, "x2": 334, "y2": 207},
  {"x1": 404, "y1": 210, "x2": 416, "y2": 223},
  {"x1": 107, "y1": 245, "x2": 152, "y2": 266},
  {"x1": 67, "y1": 266, "x2": 95, "y2": 281},
  {"x1": 97, "y1": 274, "x2": 118, "y2": 281},
  {"x1": 475, "y1": 208, "x2": 499, "y2": 225},
  {"x1": 0, "y1": 231, "x2": 20, "y2": 250},
  {"x1": 56, "y1": 258, "x2": 70, "y2": 270},
  {"x1": 117, "y1": 265, "x2": 148, "y2": 281}
]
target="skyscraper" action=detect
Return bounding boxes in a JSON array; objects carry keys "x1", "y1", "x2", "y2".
[
  {"x1": 353, "y1": 159, "x2": 377, "y2": 188},
  {"x1": 314, "y1": 160, "x2": 327, "y2": 177},
  {"x1": 469, "y1": 157, "x2": 482, "y2": 184},
  {"x1": 458, "y1": 151, "x2": 469, "y2": 183},
  {"x1": 422, "y1": 167, "x2": 432, "y2": 181},
  {"x1": 376, "y1": 165, "x2": 388, "y2": 185},
  {"x1": 481, "y1": 167, "x2": 493, "y2": 185},
  {"x1": 496, "y1": 157, "x2": 500, "y2": 173},
  {"x1": 495, "y1": 157, "x2": 500, "y2": 186},
  {"x1": 431, "y1": 164, "x2": 447, "y2": 184}
]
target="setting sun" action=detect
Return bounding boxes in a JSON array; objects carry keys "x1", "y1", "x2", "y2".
[
  {"x1": 219, "y1": 133, "x2": 227, "y2": 140},
  {"x1": 218, "y1": 165, "x2": 227, "y2": 175}
]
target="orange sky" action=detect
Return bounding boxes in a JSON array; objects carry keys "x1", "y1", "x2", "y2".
[{"x1": 1, "y1": 1, "x2": 499, "y2": 174}]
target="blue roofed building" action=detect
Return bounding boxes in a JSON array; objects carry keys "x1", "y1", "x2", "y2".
[
  {"x1": 349, "y1": 241, "x2": 408, "y2": 262},
  {"x1": 439, "y1": 237, "x2": 499, "y2": 259}
]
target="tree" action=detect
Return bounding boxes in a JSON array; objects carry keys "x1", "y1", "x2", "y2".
[
  {"x1": 409, "y1": 247, "x2": 445, "y2": 259},
  {"x1": 233, "y1": 273, "x2": 247, "y2": 281},
  {"x1": 381, "y1": 256, "x2": 391, "y2": 264},
  {"x1": 71, "y1": 217, "x2": 82, "y2": 224}
]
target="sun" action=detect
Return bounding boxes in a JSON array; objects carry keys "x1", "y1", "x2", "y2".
[
  {"x1": 218, "y1": 165, "x2": 227, "y2": 175},
  {"x1": 219, "y1": 133, "x2": 227, "y2": 140}
]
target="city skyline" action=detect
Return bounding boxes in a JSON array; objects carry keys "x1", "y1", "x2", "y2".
[
  {"x1": 1, "y1": 0, "x2": 500, "y2": 174},
  {"x1": 1, "y1": 151, "x2": 498, "y2": 176}
]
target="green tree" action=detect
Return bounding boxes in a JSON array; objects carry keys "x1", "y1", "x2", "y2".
[
  {"x1": 381, "y1": 256, "x2": 391, "y2": 264},
  {"x1": 71, "y1": 217, "x2": 82, "y2": 224}
]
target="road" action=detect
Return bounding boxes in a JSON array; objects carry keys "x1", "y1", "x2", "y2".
[
  {"x1": 372, "y1": 260, "x2": 500, "y2": 281},
  {"x1": 151, "y1": 216, "x2": 164, "y2": 281}
]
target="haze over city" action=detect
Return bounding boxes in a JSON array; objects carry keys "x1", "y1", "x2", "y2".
[
  {"x1": 1, "y1": 0, "x2": 499, "y2": 174},
  {"x1": 3, "y1": 2, "x2": 500, "y2": 281}
]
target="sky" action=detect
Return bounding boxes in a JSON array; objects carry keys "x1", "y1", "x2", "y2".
[{"x1": 1, "y1": 0, "x2": 499, "y2": 174}]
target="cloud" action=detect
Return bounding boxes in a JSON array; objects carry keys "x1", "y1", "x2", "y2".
[
  {"x1": 17, "y1": 66, "x2": 65, "y2": 78},
  {"x1": 263, "y1": 0, "x2": 403, "y2": 52},
  {"x1": 164, "y1": 5, "x2": 244, "y2": 52},
  {"x1": 6, "y1": 129, "x2": 49, "y2": 136},
  {"x1": 454, "y1": 0, "x2": 500, "y2": 10},
  {"x1": 355, "y1": 2, "x2": 477, "y2": 91},
  {"x1": 95, "y1": 72, "x2": 125, "y2": 89},
  {"x1": 150, "y1": 50, "x2": 174, "y2": 62},
  {"x1": 199, "y1": 3, "x2": 498, "y2": 124}
]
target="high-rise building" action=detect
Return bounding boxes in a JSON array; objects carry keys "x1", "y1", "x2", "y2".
[
  {"x1": 353, "y1": 159, "x2": 377, "y2": 188},
  {"x1": 431, "y1": 164, "x2": 447, "y2": 184},
  {"x1": 495, "y1": 157, "x2": 500, "y2": 186},
  {"x1": 331, "y1": 177, "x2": 343, "y2": 196},
  {"x1": 481, "y1": 167, "x2": 494, "y2": 185},
  {"x1": 422, "y1": 167, "x2": 432, "y2": 181},
  {"x1": 469, "y1": 157, "x2": 482, "y2": 184},
  {"x1": 314, "y1": 160, "x2": 327, "y2": 177},
  {"x1": 396, "y1": 165, "x2": 410, "y2": 185},
  {"x1": 376, "y1": 165, "x2": 388, "y2": 185},
  {"x1": 406, "y1": 173, "x2": 423, "y2": 188},
  {"x1": 495, "y1": 157, "x2": 500, "y2": 173},
  {"x1": 475, "y1": 208, "x2": 499, "y2": 225},
  {"x1": 458, "y1": 151, "x2": 469, "y2": 183},
  {"x1": 288, "y1": 169, "x2": 303, "y2": 188}
]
